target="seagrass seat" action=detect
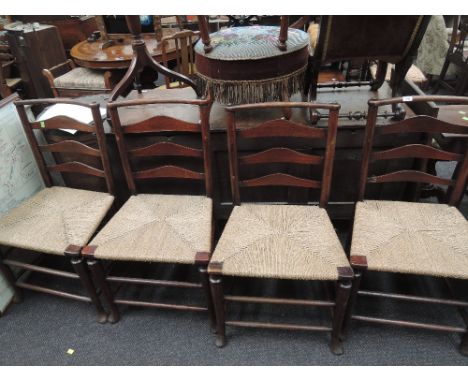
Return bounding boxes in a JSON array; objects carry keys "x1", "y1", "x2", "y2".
[
  {"x1": 0, "y1": 99, "x2": 115, "y2": 323},
  {"x1": 0, "y1": 186, "x2": 113, "y2": 256},
  {"x1": 82, "y1": 95, "x2": 216, "y2": 327},
  {"x1": 210, "y1": 203, "x2": 349, "y2": 280},
  {"x1": 342, "y1": 95, "x2": 468, "y2": 357},
  {"x1": 89, "y1": 194, "x2": 212, "y2": 264},
  {"x1": 351, "y1": 200, "x2": 468, "y2": 279},
  {"x1": 208, "y1": 102, "x2": 353, "y2": 355}
]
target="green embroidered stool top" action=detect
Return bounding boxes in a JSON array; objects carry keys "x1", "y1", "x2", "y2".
[{"x1": 194, "y1": 26, "x2": 310, "y2": 104}]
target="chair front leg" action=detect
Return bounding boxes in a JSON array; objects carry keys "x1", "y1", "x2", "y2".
[
  {"x1": 66, "y1": 245, "x2": 107, "y2": 324},
  {"x1": 209, "y1": 273, "x2": 226, "y2": 347},
  {"x1": 199, "y1": 265, "x2": 217, "y2": 332},
  {"x1": 341, "y1": 256, "x2": 368, "y2": 340},
  {"x1": 87, "y1": 257, "x2": 120, "y2": 324},
  {"x1": 330, "y1": 267, "x2": 353, "y2": 355}
]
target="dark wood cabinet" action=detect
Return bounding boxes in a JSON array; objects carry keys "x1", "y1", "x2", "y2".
[{"x1": 6, "y1": 23, "x2": 67, "y2": 98}]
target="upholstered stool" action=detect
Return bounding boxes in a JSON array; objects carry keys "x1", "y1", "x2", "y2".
[{"x1": 194, "y1": 26, "x2": 310, "y2": 104}]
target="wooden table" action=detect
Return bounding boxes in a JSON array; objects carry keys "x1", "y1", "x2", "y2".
[{"x1": 70, "y1": 28, "x2": 184, "y2": 70}]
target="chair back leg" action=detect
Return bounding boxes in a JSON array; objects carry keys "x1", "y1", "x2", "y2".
[
  {"x1": 70, "y1": 256, "x2": 107, "y2": 323},
  {"x1": 210, "y1": 274, "x2": 226, "y2": 347},
  {"x1": 87, "y1": 258, "x2": 120, "y2": 324}
]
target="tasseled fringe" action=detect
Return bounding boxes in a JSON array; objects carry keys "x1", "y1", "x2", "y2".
[{"x1": 197, "y1": 65, "x2": 307, "y2": 105}]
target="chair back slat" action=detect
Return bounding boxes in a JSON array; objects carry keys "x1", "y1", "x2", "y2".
[
  {"x1": 31, "y1": 115, "x2": 94, "y2": 133},
  {"x1": 39, "y1": 140, "x2": 101, "y2": 157},
  {"x1": 371, "y1": 144, "x2": 463, "y2": 162},
  {"x1": 239, "y1": 147, "x2": 323, "y2": 166},
  {"x1": 237, "y1": 119, "x2": 326, "y2": 139},
  {"x1": 359, "y1": 95, "x2": 468, "y2": 206},
  {"x1": 376, "y1": 115, "x2": 468, "y2": 135},
  {"x1": 108, "y1": 97, "x2": 213, "y2": 196},
  {"x1": 226, "y1": 102, "x2": 340, "y2": 207},
  {"x1": 368, "y1": 170, "x2": 453, "y2": 187},
  {"x1": 122, "y1": 115, "x2": 201, "y2": 134},
  {"x1": 128, "y1": 141, "x2": 203, "y2": 158},
  {"x1": 47, "y1": 161, "x2": 106, "y2": 178},
  {"x1": 240, "y1": 173, "x2": 321, "y2": 189},
  {"x1": 133, "y1": 165, "x2": 204, "y2": 180},
  {"x1": 14, "y1": 99, "x2": 115, "y2": 195}
]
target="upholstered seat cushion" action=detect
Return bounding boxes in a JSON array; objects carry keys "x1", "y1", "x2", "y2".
[
  {"x1": 89, "y1": 194, "x2": 212, "y2": 264},
  {"x1": 54, "y1": 67, "x2": 108, "y2": 90},
  {"x1": 195, "y1": 26, "x2": 309, "y2": 61},
  {"x1": 370, "y1": 63, "x2": 427, "y2": 86},
  {"x1": 0, "y1": 186, "x2": 114, "y2": 256},
  {"x1": 209, "y1": 204, "x2": 349, "y2": 280},
  {"x1": 194, "y1": 26, "x2": 310, "y2": 104},
  {"x1": 351, "y1": 200, "x2": 468, "y2": 279}
]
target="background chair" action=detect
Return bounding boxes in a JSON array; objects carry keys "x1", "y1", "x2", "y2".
[
  {"x1": 82, "y1": 96, "x2": 215, "y2": 327},
  {"x1": 343, "y1": 95, "x2": 468, "y2": 356},
  {"x1": 43, "y1": 59, "x2": 113, "y2": 97},
  {"x1": 304, "y1": 16, "x2": 431, "y2": 101},
  {"x1": 434, "y1": 16, "x2": 468, "y2": 95},
  {"x1": 208, "y1": 101, "x2": 353, "y2": 354},
  {"x1": 0, "y1": 99, "x2": 115, "y2": 322},
  {"x1": 159, "y1": 29, "x2": 200, "y2": 90}
]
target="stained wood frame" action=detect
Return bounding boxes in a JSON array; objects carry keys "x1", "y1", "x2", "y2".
[
  {"x1": 344, "y1": 95, "x2": 468, "y2": 357},
  {"x1": 0, "y1": 98, "x2": 116, "y2": 323},
  {"x1": 82, "y1": 95, "x2": 216, "y2": 327},
  {"x1": 107, "y1": 96, "x2": 213, "y2": 197},
  {"x1": 209, "y1": 101, "x2": 354, "y2": 355},
  {"x1": 358, "y1": 95, "x2": 468, "y2": 206},
  {"x1": 226, "y1": 102, "x2": 340, "y2": 207}
]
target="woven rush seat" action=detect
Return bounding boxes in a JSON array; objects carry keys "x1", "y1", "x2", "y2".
[
  {"x1": 89, "y1": 194, "x2": 212, "y2": 264},
  {"x1": 209, "y1": 204, "x2": 349, "y2": 280},
  {"x1": 0, "y1": 186, "x2": 114, "y2": 256},
  {"x1": 351, "y1": 200, "x2": 468, "y2": 279},
  {"x1": 53, "y1": 67, "x2": 108, "y2": 90},
  {"x1": 194, "y1": 25, "x2": 310, "y2": 104}
]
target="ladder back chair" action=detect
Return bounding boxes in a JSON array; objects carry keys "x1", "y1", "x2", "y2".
[
  {"x1": 82, "y1": 96, "x2": 215, "y2": 327},
  {"x1": 208, "y1": 102, "x2": 354, "y2": 355},
  {"x1": 344, "y1": 95, "x2": 468, "y2": 356},
  {"x1": 0, "y1": 99, "x2": 115, "y2": 322},
  {"x1": 160, "y1": 30, "x2": 200, "y2": 90}
]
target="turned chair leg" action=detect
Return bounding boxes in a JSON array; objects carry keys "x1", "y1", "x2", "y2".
[
  {"x1": 70, "y1": 256, "x2": 107, "y2": 324},
  {"x1": 87, "y1": 258, "x2": 120, "y2": 324},
  {"x1": 210, "y1": 274, "x2": 226, "y2": 347},
  {"x1": 199, "y1": 265, "x2": 216, "y2": 332},
  {"x1": 340, "y1": 268, "x2": 364, "y2": 340},
  {"x1": 330, "y1": 278, "x2": 352, "y2": 355},
  {"x1": 0, "y1": 259, "x2": 22, "y2": 303}
]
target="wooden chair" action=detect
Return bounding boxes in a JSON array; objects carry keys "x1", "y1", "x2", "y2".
[
  {"x1": 159, "y1": 30, "x2": 200, "y2": 90},
  {"x1": 434, "y1": 16, "x2": 468, "y2": 95},
  {"x1": 43, "y1": 59, "x2": 113, "y2": 98},
  {"x1": 343, "y1": 95, "x2": 468, "y2": 356},
  {"x1": 0, "y1": 99, "x2": 115, "y2": 322},
  {"x1": 304, "y1": 16, "x2": 431, "y2": 101},
  {"x1": 81, "y1": 95, "x2": 215, "y2": 327},
  {"x1": 0, "y1": 58, "x2": 21, "y2": 98},
  {"x1": 208, "y1": 102, "x2": 353, "y2": 354}
]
